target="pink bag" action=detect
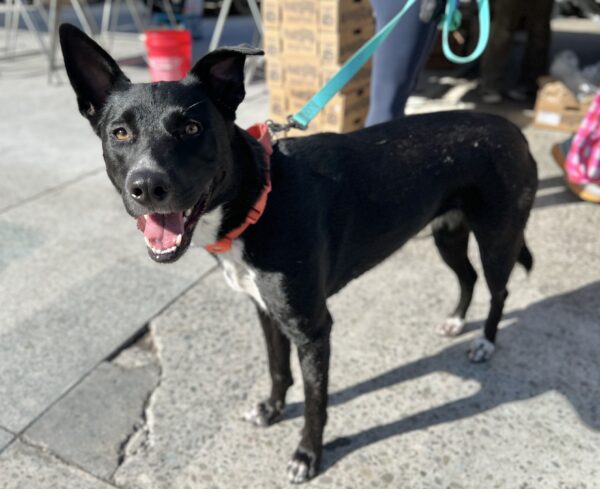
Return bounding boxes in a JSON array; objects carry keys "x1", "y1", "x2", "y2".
[{"x1": 565, "y1": 91, "x2": 600, "y2": 186}]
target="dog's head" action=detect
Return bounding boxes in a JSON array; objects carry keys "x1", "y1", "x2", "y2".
[{"x1": 59, "y1": 24, "x2": 262, "y2": 263}]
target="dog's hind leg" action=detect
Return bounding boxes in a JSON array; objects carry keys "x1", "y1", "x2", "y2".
[
  {"x1": 468, "y1": 230, "x2": 525, "y2": 363},
  {"x1": 432, "y1": 210, "x2": 478, "y2": 337},
  {"x1": 244, "y1": 307, "x2": 293, "y2": 426}
]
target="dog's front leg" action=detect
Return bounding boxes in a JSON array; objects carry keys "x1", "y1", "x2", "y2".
[
  {"x1": 245, "y1": 306, "x2": 293, "y2": 426},
  {"x1": 287, "y1": 317, "x2": 331, "y2": 484}
]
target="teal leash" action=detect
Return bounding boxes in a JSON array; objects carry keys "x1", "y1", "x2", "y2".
[
  {"x1": 270, "y1": 0, "x2": 490, "y2": 133},
  {"x1": 442, "y1": 0, "x2": 490, "y2": 64},
  {"x1": 289, "y1": 0, "x2": 419, "y2": 130}
]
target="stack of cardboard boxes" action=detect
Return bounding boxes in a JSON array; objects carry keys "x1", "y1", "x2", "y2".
[{"x1": 263, "y1": 0, "x2": 374, "y2": 134}]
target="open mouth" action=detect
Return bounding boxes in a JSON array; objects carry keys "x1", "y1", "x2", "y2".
[{"x1": 136, "y1": 192, "x2": 210, "y2": 263}]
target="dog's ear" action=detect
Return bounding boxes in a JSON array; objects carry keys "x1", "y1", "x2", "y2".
[
  {"x1": 189, "y1": 45, "x2": 263, "y2": 119},
  {"x1": 59, "y1": 23, "x2": 130, "y2": 127}
]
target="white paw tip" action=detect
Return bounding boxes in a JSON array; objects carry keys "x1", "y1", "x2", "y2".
[
  {"x1": 437, "y1": 316, "x2": 465, "y2": 337},
  {"x1": 242, "y1": 406, "x2": 261, "y2": 424},
  {"x1": 468, "y1": 337, "x2": 495, "y2": 363},
  {"x1": 287, "y1": 459, "x2": 309, "y2": 484}
]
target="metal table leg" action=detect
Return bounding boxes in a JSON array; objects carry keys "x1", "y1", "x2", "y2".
[
  {"x1": 70, "y1": 0, "x2": 99, "y2": 36},
  {"x1": 47, "y1": 0, "x2": 60, "y2": 82},
  {"x1": 16, "y1": 0, "x2": 49, "y2": 57},
  {"x1": 208, "y1": 0, "x2": 232, "y2": 51},
  {"x1": 125, "y1": 0, "x2": 146, "y2": 32},
  {"x1": 209, "y1": 0, "x2": 263, "y2": 54},
  {"x1": 247, "y1": 0, "x2": 262, "y2": 36}
]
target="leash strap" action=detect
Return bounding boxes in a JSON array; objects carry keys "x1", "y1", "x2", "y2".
[
  {"x1": 442, "y1": 0, "x2": 490, "y2": 64},
  {"x1": 290, "y1": 0, "x2": 419, "y2": 129},
  {"x1": 285, "y1": 0, "x2": 489, "y2": 131}
]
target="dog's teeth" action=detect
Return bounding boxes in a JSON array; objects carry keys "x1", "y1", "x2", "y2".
[
  {"x1": 144, "y1": 237, "x2": 151, "y2": 248},
  {"x1": 176, "y1": 234, "x2": 182, "y2": 246},
  {"x1": 184, "y1": 209, "x2": 192, "y2": 217},
  {"x1": 144, "y1": 214, "x2": 149, "y2": 219},
  {"x1": 152, "y1": 246, "x2": 177, "y2": 255}
]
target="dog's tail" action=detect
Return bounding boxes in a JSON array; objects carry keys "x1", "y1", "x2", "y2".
[{"x1": 517, "y1": 242, "x2": 533, "y2": 273}]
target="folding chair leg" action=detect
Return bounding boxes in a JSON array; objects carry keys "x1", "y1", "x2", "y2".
[
  {"x1": 16, "y1": 0, "x2": 49, "y2": 57},
  {"x1": 125, "y1": 0, "x2": 146, "y2": 32},
  {"x1": 34, "y1": 0, "x2": 49, "y2": 27},
  {"x1": 111, "y1": 0, "x2": 122, "y2": 31},
  {"x1": 70, "y1": 0, "x2": 99, "y2": 36},
  {"x1": 47, "y1": 0, "x2": 61, "y2": 82},
  {"x1": 160, "y1": 0, "x2": 177, "y2": 27},
  {"x1": 209, "y1": 0, "x2": 232, "y2": 51},
  {"x1": 7, "y1": 0, "x2": 21, "y2": 56},
  {"x1": 101, "y1": 0, "x2": 112, "y2": 36},
  {"x1": 247, "y1": 0, "x2": 262, "y2": 36},
  {"x1": 3, "y1": 0, "x2": 14, "y2": 51}
]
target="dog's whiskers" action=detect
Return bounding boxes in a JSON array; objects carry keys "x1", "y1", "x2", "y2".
[{"x1": 183, "y1": 100, "x2": 207, "y2": 114}]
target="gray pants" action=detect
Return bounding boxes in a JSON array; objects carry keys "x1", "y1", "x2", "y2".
[{"x1": 367, "y1": 0, "x2": 438, "y2": 125}]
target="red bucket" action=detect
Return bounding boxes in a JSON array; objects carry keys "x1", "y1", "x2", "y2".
[{"x1": 145, "y1": 29, "x2": 192, "y2": 82}]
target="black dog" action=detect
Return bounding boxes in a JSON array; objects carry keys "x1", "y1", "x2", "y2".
[{"x1": 60, "y1": 24, "x2": 538, "y2": 483}]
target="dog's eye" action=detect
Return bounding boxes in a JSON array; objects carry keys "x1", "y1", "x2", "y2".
[
  {"x1": 113, "y1": 128, "x2": 130, "y2": 141},
  {"x1": 185, "y1": 122, "x2": 202, "y2": 136}
]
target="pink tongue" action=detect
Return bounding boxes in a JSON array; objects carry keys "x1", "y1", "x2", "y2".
[{"x1": 142, "y1": 213, "x2": 184, "y2": 250}]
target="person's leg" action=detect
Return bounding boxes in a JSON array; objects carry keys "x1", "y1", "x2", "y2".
[
  {"x1": 479, "y1": 0, "x2": 522, "y2": 98},
  {"x1": 521, "y1": 0, "x2": 554, "y2": 91},
  {"x1": 366, "y1": 0, "x2": 438, "y2": 125}
]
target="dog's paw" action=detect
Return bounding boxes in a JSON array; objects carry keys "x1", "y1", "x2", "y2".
[
  {"x1": 436, "y1": 316, "x2": 465, "y2": 337},
  {"x1": 468, "y1": 337, "x2": 495, "y2": 363},
  {"x1": 287, "y1": 447, "x2": 318, "y2": 484},
  {"x1": 242, "y1": 400, "x2": 284, "y2": 427}
]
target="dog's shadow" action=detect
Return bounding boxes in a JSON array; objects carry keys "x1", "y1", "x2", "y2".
[{"x1": 284, "y1": 281, "x2": 600, "y2": 472}]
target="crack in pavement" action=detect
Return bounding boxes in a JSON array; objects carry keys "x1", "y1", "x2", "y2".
[
  {"x1": 0, "y1": 168, "x2": 104, "y2": 216},
  {"x1": 112, "y1": 326, "x2": 163, "y2": 478}
]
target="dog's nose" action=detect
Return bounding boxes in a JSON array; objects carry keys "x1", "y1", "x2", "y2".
[{"x1": 127, "y1": 170, "x2": 171, "y2": 206}]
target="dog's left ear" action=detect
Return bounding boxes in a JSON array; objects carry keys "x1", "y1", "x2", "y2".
[{"x1": 189, "y1": 45, "x2": 263, "y2": 119}]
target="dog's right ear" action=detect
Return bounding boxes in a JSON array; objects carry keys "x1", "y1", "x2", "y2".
[
  {"x1": 188, "y1": 45, "x2": 264, "y2": 119},
  {"x1": 59, "y1": 23, "x2": 130, "y2": 127}
]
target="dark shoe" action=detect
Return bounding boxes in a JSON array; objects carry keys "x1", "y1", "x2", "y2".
[{"x1": 507, "y1": 86, "x2": 536, "y2": 102}]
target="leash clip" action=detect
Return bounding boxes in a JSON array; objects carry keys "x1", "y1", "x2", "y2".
[{"x1": 266, "y1": 115, "x2": 307, "y2": 135}]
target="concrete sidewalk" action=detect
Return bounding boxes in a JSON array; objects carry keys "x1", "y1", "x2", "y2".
[{"x1": 1, "y1": 21, "x2": 599, "y2": 489}]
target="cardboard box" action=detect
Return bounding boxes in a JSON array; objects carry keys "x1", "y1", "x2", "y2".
[
  {"x1": 319, "y1": 106, "x2": 368, "y2": 133},
  {"x1": 262, "y1": 0, "x2": 281, "y2": 28},
  {"x1": 320, "y1": 20, "x2": 375, "y2": 65},
  {"x1": 267, "y1": 59, "x2": 372, "y2": 94},
  {"x1": 281, "y1": 0, "x2": 318, "y2": 26},
  {"x1": 263, "y1": 27, "x2": 282, "y2": 58},
  {"x1": 325, "y1": 85, "x2": 370, "y2": 113},
  {"x1": 286, "y1": 84, "x2": 369, "y2": 116},
  {"x1": 313, "y1": 84, "x2": 370, "y2": 133},
  {"x1": 286, "y1": 86, "x2": 317, "y2": 113},
  {"x1": 266, "y1": 58, "x2": 284, "y2": 87},
  {"x1": 319, "y1": 0, "x2": 373, "y2": 32},
  {"x1": 269, "y1": 85, "x2": 370, "y2": 135},
  {"x1": 533, "y1": 78, "x2": 593, "y2": 132},
  {"x1": 269, "y1": 88, "x2": 287, "y2": 120},
  {"x1": 281, "y1": 25, "x2": 319, "y2": 57},
  {"x1": 282, "y1": 58, "x2": 322, "y2": 89}
]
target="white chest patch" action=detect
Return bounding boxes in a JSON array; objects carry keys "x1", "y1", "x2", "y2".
[
  {"x1": 218, "y1": 241, "x2": 267, "y2": 311},
  {"x1": 193, "y1": 205, "x2": 224, "y2": 247}
]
